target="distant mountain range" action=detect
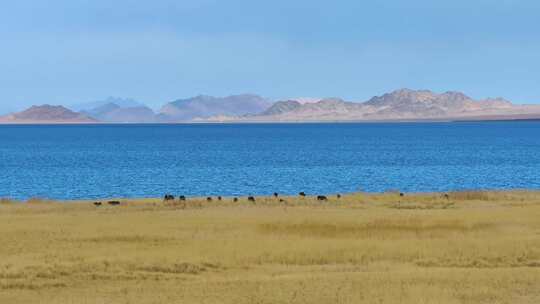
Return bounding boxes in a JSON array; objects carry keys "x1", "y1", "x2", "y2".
[
  {"x1": 2, "y1": 89, "x2": 540, "y2": 124},
  {"x1": 239, "y1": 89, "x2": 529, "y2": 122}
]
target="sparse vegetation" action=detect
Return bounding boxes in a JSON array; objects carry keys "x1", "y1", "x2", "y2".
[{"x1": 1, "y1": 191, "x2": 540, "y2": 303}]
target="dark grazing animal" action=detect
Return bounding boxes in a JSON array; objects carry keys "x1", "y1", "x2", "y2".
[
  {"x1": 248, "y1": 196, "x2": 256, "y2": 202},
  {"x1": 299, "y1": 192, "x2": 306, "y2": 197},
  {"x1": 108, "y1": 201, "x2": 121, "y2": 206},
  {"x1": 217, "y1": 196, "x2": 222, "y2": 201},
  {"x1": 337, "y1": 194, "x2": 342, "y2": 199},
  {"x1": 399, "y1": 192, "x2": 405, "y2": 197},
  {"x1": 179, "y1": 195, "x2": 186, "y2": 201},
  {"x1": 207, "y1": 197, "x2": 213, "y2": 202},
  {"x1": 233, "y1": 197, "x2": 239, "y2": 202},
  {"x1": 164, "y1": 194, "x2": 175, "y2": 201},
  {"x1": 273, "y1": 192, "x2": 279, "y2": 198},
  {"x1": 444, "y1": 194, "x2": 450, "y2": 200},
  {"x1": 93, "y1": 202, "x2": 102, "y2": 206},
  {"x1": 317, "y1": 195, "x2": 328, "y2": 201}
]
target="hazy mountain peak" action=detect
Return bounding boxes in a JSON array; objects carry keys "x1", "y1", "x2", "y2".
[
  {"x1": 70, "y1": 97, "x2": 143, "y2": 112},
  {"x1": 188, "y1": 95, "x2": 215, "y2": 102},
  {"x1": 161, "y1": 94, "x2": 272, "y2": 121},
  {"x1": 81, "y1": 102, "x2": 156, "y2": 123}
]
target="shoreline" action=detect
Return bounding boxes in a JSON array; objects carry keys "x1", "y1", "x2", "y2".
[
  {"x1": 2, "y1": 115, "x2": 540, "y2": 125},
  {"x1": 3, "y1": 189, "x2": 539, "y2": 206}
]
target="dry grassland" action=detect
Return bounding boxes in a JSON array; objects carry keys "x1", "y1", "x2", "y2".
[{"x1": 1, "y1": 191, "x2": 540, "y2": 303}]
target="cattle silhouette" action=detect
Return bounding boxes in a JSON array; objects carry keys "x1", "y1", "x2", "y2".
[
  {"x1": 179, "y1": 195, "x2": 186, "y2": 201},
  {"x1": 163, "y1": 194, "x2": 175, "y2": 201},
  {"x1": 317, "y1": 195, "x2": 328, "y2": 201},
  {"x1": 248, "y1": 196, "x2": 256, "y2": 202},
  {"x1": 299, "y1": 192, "x2": 306, "y2": 197},
  {"x1": 93, "y1": 202, "x2": 102, "y2": 206},
  {"x1": 108, "y1": 201, "x2": 121, "y2": 206}
]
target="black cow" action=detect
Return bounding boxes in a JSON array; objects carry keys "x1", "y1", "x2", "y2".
[
  {"x1": 248, "y1": 196, "x2": 256, "y2": 202},
  {"x1": 164, "y1": 194, "x2": 175, "y2": 201},
  {"x1": 93, "y1": 202, "x2": 102, "y2": 206},
  {"x1": 317, "y1": 195, "x2": 328, "y2": 201},
  {"x1": 108, "y1": 201, "x2": 121, "y2": 206},
  {"x1": 336, "y1": 194, "x2": 342, "y2": 199},
  {"x1": 399, "y1": 192, "x2": 405, "y2": 197},
  {"x1": 233, "y1": 197, "x2": 239, "y2": 202},
  {"x1": 217, "y1": 196, "x2": 222, "y2": 201},
  {"x1": 207, "y1": 197, "x2": 213, "y2": 202},
  {"x1": 444, "y1": 194, "x2": 450, "y2": 200},
  {"x1": 273, "y1": 192, "x2": 279, "y2": 198},
  {"x1": 179, "y1": 195, "x2": 186, "y2": 201},
  {"x1": 299, "y1": 192, "x2": 306, "y2": 197}
]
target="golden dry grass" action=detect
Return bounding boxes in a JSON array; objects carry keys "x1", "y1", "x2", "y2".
[{"x1": 1, "y1": 191, "x2": 540, "y2": 303}]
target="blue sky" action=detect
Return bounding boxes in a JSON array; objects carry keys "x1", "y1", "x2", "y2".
[{"x1": 1, "y1": 0, "x2": 539, "y2": 113}]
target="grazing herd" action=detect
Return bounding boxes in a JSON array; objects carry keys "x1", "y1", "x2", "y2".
[
  {"x1": 93, "y1": 191, "x2": 457, "y2": 207},
  {"x1": 160, "y1": 192, "x2": 341, "y2": 204},
  {"x1": 93, "y1": 201, "x2": 120, "y2": 206}
]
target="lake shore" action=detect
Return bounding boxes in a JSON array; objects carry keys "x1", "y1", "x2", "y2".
[{"x1": 1, "y1": 190, "x2": 540, "y2": 303}]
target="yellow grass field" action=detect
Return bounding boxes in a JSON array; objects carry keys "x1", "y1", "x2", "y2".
[{"x1": 1, "y1": 191, "x2": 540, "y2": 303}]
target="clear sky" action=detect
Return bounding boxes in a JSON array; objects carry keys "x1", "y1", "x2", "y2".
[{"x1": 1, "y1": 0, "x2": 539, "y2": 113}]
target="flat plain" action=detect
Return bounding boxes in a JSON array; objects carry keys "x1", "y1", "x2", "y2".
[{"x1": 1, "y1": 191, "x2": 540, "y2": 303}]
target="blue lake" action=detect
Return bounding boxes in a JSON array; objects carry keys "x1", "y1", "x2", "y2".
[{"x1": 1, "y1": 122, "x2": 540, "y2": 200}]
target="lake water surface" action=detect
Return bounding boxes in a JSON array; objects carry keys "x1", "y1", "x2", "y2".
[{"x1": 1, "y1": 122, "x2": 540, "y2": 200}]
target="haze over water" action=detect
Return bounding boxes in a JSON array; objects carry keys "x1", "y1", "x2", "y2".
[{"x1": 1, "y1": 122, "x2": 540, "y2": 200}]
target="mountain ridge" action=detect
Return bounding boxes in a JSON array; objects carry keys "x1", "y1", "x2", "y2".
[
  {"x1": 3, "y1": 89, "x2": 540, "y2": 123},
  {"x1": 233, "y1": 89, "x2": 534, "y2": 122}
]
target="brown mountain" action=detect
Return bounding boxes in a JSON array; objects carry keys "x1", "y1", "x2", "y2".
[
  {"x1": 363, "y1": 89, "x2": 513, "y2": 117},
  {"x1": 0, "y1": 105, "x2": 97, "y2": 124},
  {"x1": 230, "y1": 89, "x2": 540, "y2": 122}
]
